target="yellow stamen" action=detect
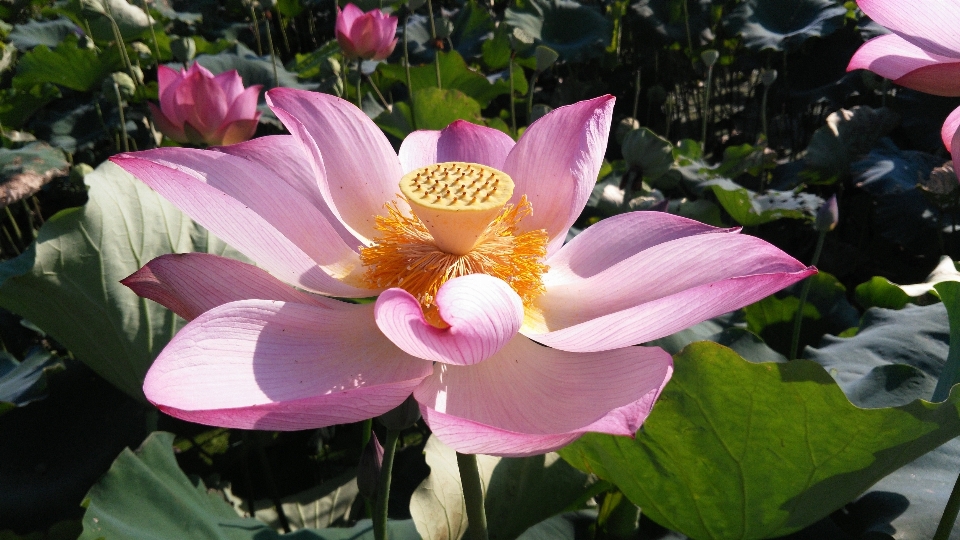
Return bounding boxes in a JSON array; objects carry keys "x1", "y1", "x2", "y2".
[{"x1": 361, "y1": 188, "x2": 548, "y2": 327}]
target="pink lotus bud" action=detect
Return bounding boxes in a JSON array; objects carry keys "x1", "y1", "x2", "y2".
[
  {"x1": 335, "y1": 4, "x2": 398, "y2": 61},
  {"x1": 149, "y1": 63, "x2": 262, "y2": 146}
]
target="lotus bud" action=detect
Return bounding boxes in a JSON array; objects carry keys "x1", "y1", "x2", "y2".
[
  {"x1": 761, "y1": 69, "x2": 777, "y2": 87},
  {"x1": 131, "y1": 42, "x2": 152, "y2": 60},
  {"x1": 700, "y1": 49, "x2": 719, "y2": 69},
  {"x1": 356, "y1": 433, "x2": 384, "y2": 500},
  {"x1": 815, "y1": 194, "x2": 838, "y2": 232},
  {"x1": 129, "y1": 65, "x2": 144, "y2": 84},
  {"x1": 615, "y1": 117, "x2": 640, "y2": 145},
  {"x1": 171, "y1": 36, "x2": 197, "y2": 64},
  {"x1": 534, "y1": 45, "x2": 559, "y2": 72},
  {"x1": 102, "y1": 72, "x2": 136, "y2": 103},
  {"x1": 434, "y1": 16, "x2": 453, "y2": 39},
  {"x1": 377, "y1": 394, "x2": 421, "y2": 431},
  {"x1": 336, "y1": 4, "x2": 399, "y2": 61}
]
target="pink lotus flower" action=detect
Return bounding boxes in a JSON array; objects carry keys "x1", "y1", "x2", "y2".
[
  {"x1": 111, "y1": 90, "x2": 813, "y2": 457},
  {"x1": 846, "y1": 0, "x2": 960, "y2": 158},
  {"x1": 335, "y1": 4, "x2": 398, "y2": 61},
  {"x1": 149, "y1": 63, "x2": 262, "y2": 146}
]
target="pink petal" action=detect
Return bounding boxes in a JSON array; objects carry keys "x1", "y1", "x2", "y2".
[
  {"x1": 215, "y1": 118, "x2": 260, "y2": 146},
  {"x1": 370, "y1": 14, "x2": 398, "y2": 60},
  {"x1": 544, "y1": 211, "x2": 738, "y2": 283},
  {"x1": 110, "y1": 150, "x2": 371, "y2": 298},
  {"x1": 527, "y1": 231, "x2": 814, "y2": 352},
  {"x1": 144, "y1": 299, "x2": 433, "y2": 430},
  {"x1": 214, "y1": 135, "x2": 362, "y2": 249},
  {"x1": 951, "y1": 113, "x2": 960, "y2": 176},
  {"x1": 398, "y1": 121, "x2": 516, "y2": 174},
  {"x1": 214, "y1": 70, "x2": 245, "y2": 102},
  {"x1": 943, "y1": 105, "x2": 960, "y2": 151},
  {"x1": 175, "y1": 68, "x2": 229, "y2": 141},
  {"x1": 122, "y1": 253, "x2": 344, "y2": 321},
  {"x1": 374, "y1": 274, "x2": 523, "y2": 366},
  {"x1": 337, "y1": 4, "x2": 363, "y2": 35},
  {"x1": 267, "y1": 88, "x2": 405, "y2": 243},
  {"x1": 848, "y1": 34, "x2": 960, "y2": 96},
  {"x1": 148, "y1": 102, "x2": 186, "y2": 142},
  {"x1": 222, "y1": 84, "x2": 262, "y2": 125},
  {"x1": 858, "y1": 0, "x2": 960, "y2": 60},
  {"x1": 398, "y1": 130, "x2": 440, "y2": 172},
  {"x1": 351, "y1": 14, "x2": 382, "y2": 59},
  {"x1": 158, "y1": 66, "x2": 186, "y2": 125},
  {"x1": 414, "y1": 338, "x2": 673, "y2": 457},
  {"x1": 502, "y1": 96, "x2": 615, "y2": 255}
]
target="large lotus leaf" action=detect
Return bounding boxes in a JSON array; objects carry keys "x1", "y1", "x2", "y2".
[
  {"x1": 412, "y1": 88, "x2": 484, "y2": 131},
  {"x1": 378, "y1": 50, "x2": 524, "y2": 109},
  {"x1": 13, "y1": 34, "x2": 124, "y2": 92},
  {"x1": 0, "y1": 349, "x2": 61, "y2": 412},
  {"x1": 630, "y1": 0, "x2": 716, "y2": 47},
  {"x1": 243, "y1": 471, "x2": 359, "y2": 530},
  {"x1": 894, "y1": 256, "x2": 960, "y2": 298},
  {"x1": 0, "y1": 161, "x2": 243, "y2": 402},
  {"x1": 855, "y1": 276, "x2": 912, "y2": 310},
  {"x1": 723, "y1": 0, "x2": 847, "y2": 52},
  {"x1": 29, "y1": 100, "x2": 107, "y2": 153},
  {"x1": 704, "y1": 178, "x2": 822, "y2": 226},
  {"x1": 59, "y1": 0, "x2": 153, "y2": 42},
  {"x1": 410, "y1": 435, "x2": 595, "y2": 540},
  {"x1": 0, "y1": 141, "x2": 69, "y2": 206},
  {"x1": 0, "y1": 84, "x2": 61, "y2": 130},
  {"x1": 515, "y1": 511, "x2": 597, "y2": 540},
  {"x1": 80, "y1": 432, "x2": 421, "y2": 540},
  {"x1": 399, "y1": 4, "x2": 495, "y2": 63},
  {"x1": 559, "y1": 341, "x2": 960, "y2": 539},
  {"x1": 851, "y1": 138, "x2": 941, "y2": 246},
  {"x1": 8, "y1": 18, "x2": 81, "y2": 49},
  {"x1": 803, "y1": 106, "x2": 900, "y2": 183},
  {"x1": 504, "y1": 0, "x2": 610, "y2": 61},
  {"x1": 621, "y1": 128, "x2": 673, "y2": 184}
]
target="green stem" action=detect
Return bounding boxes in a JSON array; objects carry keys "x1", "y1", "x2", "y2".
[
  {"x1": 681, "y1": 0, "x2": 693, "y2": 56},
  {"x1": 761, "y1": 84, "x2": 770, "y2": 140},
  {"x1": 262, "y1": 8, "x2": 280, "y2": 88},
  {"x1": 935, "y1": 471, "x2": 960, "y2": 540},
  {"x1": 456, "y1": 453, "x2": 489, "y2": 540},
  {"x1": 789, "y1": 229, "x2": 826, "y2": 360},
  {"x1": 373, "y1": 429, "x2": 400, "y2": 540},
  {"x1": 403, "y1": 14, "x2": 416, "y2": 129},
  {"x1": 426, "y1": 0, "x2": 442, "y2": 89},
  {"x1": 112, "y1": 80, "x2": 130, "y2": 153},
  {"x1": 366, "y1": 73, "x2": 390, "y2": 110},
  {"x1": 509, "y1": 56, "x2": 516, "y2": 137},
  {"x1": 250, "y1": 5, "x2": 264, "y2": 56},
  {"x1": 140, "y1": 0, "x2": 161, "y2": 62},
  {"x1": 4, "y1": 206, "x2": 22, "y2": 244},
  {"x1": 526, "y1": 70, "x2": 538, "y2": 127},
  {"x1": 356, "y1": 59, "x2": 363, "y2": 109},
  {"x1": 19, "y1": 200, "x2": 34, "y2": 242},
  {"x1": 632, "y1": 69, "x2": 641, "y2": 119},
  {"x1": 701, "y1": 65, "x2": 713, "y2": 152},
  {"x1": 277, "y1": 12, "x2": 291, "y2": 55}
]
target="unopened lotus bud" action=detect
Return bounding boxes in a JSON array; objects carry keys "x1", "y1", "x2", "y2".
[
  {"x1": 647, "y1": 85, "x2": 667, "y2": 104},
  {"x1": 760, "y1": 69, "x2": 777, "y2": 87},
  {"x1": 700, "y1": 49, "x2": 719, "y2": 68},
  {"x1": 131, "y1": 42, "x2": 152, "y2": 60},
  {"x1": 510, "y1": 27, "x2": 534, "y2": 51},
  {"x1": 377, "y1": 394, "x2": 421, "y2": 430},
  {"x1": 530, "y1": 103, "x2": 552, "y2": 122},
  {"x1": 78, "y1": 35, "x2": 96, "y2": 50},
  {"x1": 534, "y1": 45, "x2": 559, "y2": 72},
  {"x1": 102, "y1": 72, "x2": 136, "y2": 103},
  {"x1": 171, "y1": 37, "x2": 197, "y2": 64},
  {"x1": 815, "y1": 194, "x2": 838, "y2": 232},
  {"x1": 434, "y1": 16, "x2": 453, "y2": 39},
  {"x1": 130, "y1": 65, "x2": 144, "y2": 84},
  {"x1": 615, "y1": 117, "x2": 640, "y2": 145},
  {"x1": 357, "y1": 433, "x2": 384, "y2": 500}
]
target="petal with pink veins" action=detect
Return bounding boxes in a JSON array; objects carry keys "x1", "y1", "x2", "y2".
[
  {"x1": 214, "y1": 70, "x2": 246, "y2": 102},
  {"x1": 847, "y1": 34, "x2": 960, "y2": 96},
  {"x1": 222, "y1": 84, "x2": 262, "y2": 125},
  {"x1": 215, "y1": 135, "x2": 362, "y2": 249},
  {"x1": 857, "y1": 0, "x2": 960, "y2": 60},
  {"x1": 267, "y1": 88, "x2": 405, "y2": 243},
  {"x1": 176, "y1": 69, "x2": 229, "y2": 139},
  {"x1": 526, "y1": 230, "x2": 814, "y2": 352},
  {"x1": 398, "y1": 121, "x2": 516, "y2": 174},
  {"x1": 110, "y1": 149, "x2": 372, "y2": 297},
  {"x1": 398, "y1": 130, "x2": 441, "y2": 172},
  {"x1": 216, "y1": 118, "x2": 260, "y2": 146},
  {"x1": 122, "y1": 253, "x2": 346, "y2": 321},
  {"x1": 414, "y1": 338, "x2": 673, "y2": 457},
  {"x1": 144, "y1": 299, "x2": 434, "y2": 430},
  {"x1": 375, "y1": 274, "x2": 523, "y2": 365},
  {"x1": 502, "y1": 95, "x2": 615, "y2": 255}
]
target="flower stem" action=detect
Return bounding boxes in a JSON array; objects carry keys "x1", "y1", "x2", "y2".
[
  {"x1": 426, "y1": 0, "x2": 442, "y2": 89},
  {"x1": 139, "y1": 0, "x2": 161, "y2": 63},
  {"x1": 761, "y1": 83, "x2": 770, "y2": 140},
  {"x1": 701, "y1": 64, "x2": 713, "y2": 153},
  {"x1": 403, "y1": 12, "x2": 415, "y2": 128},
  {"x1": 112, "y1": 79, "x2": 130, "y2": 153},
  {"x1": 356, "y1": 59, "x2": 363, "y2": 110},
  {"x1": 249, "y1": 4, "x2": 264, "y2": 56},
  {"x1": 373, "y1": 429, "x2": 400, "y2": 540},
  {"x1": 526, "y1": 70, "x2": 538, "y2": 125},
  {"x1": 456, "y1": 452, "x2": 489, "y2": 540},
  {"x1": 509, "y1": 55, "x2": 516, "y2": 137},
  {"x1": 935, "y1": 469, "x2": 960, "y2": 540},
  {"x1": 789, "y1": 229, "x2": 826, "y2": 360},
  {"x1": 262, "y1": 8, "x2": 280, "y2": 88}
]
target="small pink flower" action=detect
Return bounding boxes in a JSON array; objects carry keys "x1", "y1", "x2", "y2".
[
  {"x1": 112, "y1": 91, "x2": 813, "y2": 457},
  {"x1": 149, "y1": 63, "x2": 262, "y2": 146},
  {"x1": 336, "y1": 3, "x2": 398, "y2": 61},
  {"x1": 847, "y1": 0, "x2": 960, "y2": 162}
]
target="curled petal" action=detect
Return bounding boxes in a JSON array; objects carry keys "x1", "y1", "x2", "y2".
[
  {"x1": 122, "y1": 253, "x2": 344, "y2": 321},
  {"x1": 144, "y1": 299, "x2": 433, "y2": 430},
  {"x1": 375, "y1": 274, "x2": 523, "y2": 365},
  {"x1": 502, "y1": 95, "x2": 615, "y2": 254},
  {"x1": 944, "y1": 105, "x2": 960, "y2": 152},
  {"x1": 267, "y1": 88, "x2": 405, "y2": 243},
  {"x1": 858, "y1": 0, "x2": 960, "y2": 60},
  {"x1": 414, "y1": 338, "x2": 673, "y2": 457},
  {"x1": 848, "y1": 34, "x2": 960, "y2": 96},
  {"x1": 528, "y1": 224, "x2": 814, "y2": 352},
  {"x1": 157, "y1": 65, "x2": 186, "y2": 126}
]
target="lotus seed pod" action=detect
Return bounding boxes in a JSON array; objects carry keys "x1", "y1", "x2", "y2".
[
  {"x1": 534, "y1": 45, "x2": 559, "y2": 72},
  {"x1": 815, "y1": 194, "x2": 839, "y2": 232},
  {"x1": 647, "y1": 85, "x2": 667, "y2": 104},
  {"x1": 170, "y1": 36, "x2": 197, "y2": 64},
  {"x1": 377, "y1": 395, "x2": 421, "y2": 431},
  {"x1": 701, "y1": 49, "x2": 719, "y2": 68},
  {"x1": 356, "y1": 433, "x2": 384, "y2": 500},
  {"x1": 760, "y1": 69, "x2": 777, "y2": 87},
  {"x1": 102, "y1": 72, "x2": 136, "y2": 103},
  {"x1": 615, "y1": 117, "x2": 640, "y2": 145}
]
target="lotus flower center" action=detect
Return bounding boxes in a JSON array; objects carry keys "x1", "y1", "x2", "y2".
[{"x1": 360, "y1": 161, "x2": 548, "y2": 327}]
